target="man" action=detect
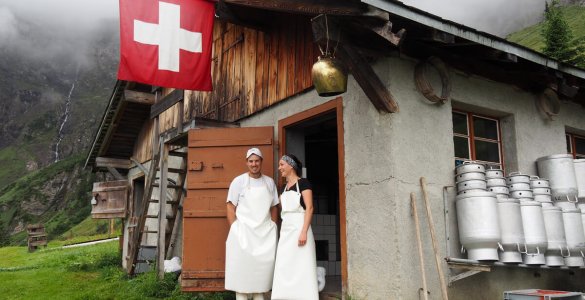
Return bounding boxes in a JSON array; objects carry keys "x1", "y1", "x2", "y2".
[{"x1": 225, "y1": 147, "x2": 279, "y2": 300}]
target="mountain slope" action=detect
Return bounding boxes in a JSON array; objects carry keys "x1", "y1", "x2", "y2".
[
  {"x1": 507, "y1": 5, "x2": 585, "y2": 54},
  {"x1": 0, "y1": 18, "x2": 118, "y2": 189},
  {"x1": 0, "y1": 15, "x2": 119, "y2": 242},
  {"x1": 0, "y1": 154, "x2": 94, "y2": 245}
]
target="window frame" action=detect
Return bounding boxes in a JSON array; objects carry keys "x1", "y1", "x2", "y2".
[
  {"x1": 567, "y1": 132, "x2": 585, "y2": 159},
  {"x1": 453, "y1": 110, "x2": 505, "y2": 170}
]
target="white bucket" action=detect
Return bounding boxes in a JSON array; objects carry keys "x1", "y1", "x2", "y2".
[
  {"x1": 562, "y1": 208, "x2": 585, "y2": 267},
  {"x1": 542, "y1": 206, "x2": 567, "y2": 267},
  {"x1": 520, "y1": 201, "x2": 547, "y2": 265},
  {"x1": 497, "y1": 198, "x2": 525, "y2": 263}
]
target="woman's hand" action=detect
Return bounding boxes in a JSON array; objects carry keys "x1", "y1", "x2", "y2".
[{"x1": 298, "y1": 231, "x2": 307, "y2": 247}]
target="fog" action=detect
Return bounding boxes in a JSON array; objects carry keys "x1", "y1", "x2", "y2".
[
  {"x1": 400, "y1": 0, "x2": 547, "y2": 37},
  {"x1": 0, "y1": 0, "x2": 548, "y2": 68},
  {"x1": 0, "y1": 0, "x2": 118, "y2": 68}
]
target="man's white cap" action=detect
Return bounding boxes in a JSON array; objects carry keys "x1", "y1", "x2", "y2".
[{"x1": 246, "y1": 147, "x2": 263, "y2": 159}]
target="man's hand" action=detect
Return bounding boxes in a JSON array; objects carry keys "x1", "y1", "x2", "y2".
[{"x1": 227, "y1": 202, "x2": 237, "y2": 225}]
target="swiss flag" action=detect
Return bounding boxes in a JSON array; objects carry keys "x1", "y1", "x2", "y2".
[{"x1": 118, "y1": 0, "x2": 214, "y2": 91}]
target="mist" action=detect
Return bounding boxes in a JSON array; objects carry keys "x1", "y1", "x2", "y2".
[
  {"x1": 0, "y1": 0, "x2": 119, "y2": 69},
  {"x1": 400, "y1": 0, "x2": 547, "y2": 37},
  {"x1": 0, "y1": 0, "x2": 549, "y2": 69}
]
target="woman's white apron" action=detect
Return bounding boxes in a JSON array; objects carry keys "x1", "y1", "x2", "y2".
[
  {"x1": 271, "y1": 181, "x2": 318, "y2": 300},
  {"x1": 225, "y1": 176, "x2": 277, "y2": 293}
]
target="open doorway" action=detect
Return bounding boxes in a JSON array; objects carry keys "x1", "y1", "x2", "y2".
[{"x1": 278, "y1": 98, "x2": 346, "y2": 296}]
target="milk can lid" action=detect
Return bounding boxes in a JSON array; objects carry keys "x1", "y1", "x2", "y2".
[
  {"x1": 520, "y1": 200, "x2": 540, "y2": 206},
  {"x1": 455, "y1": 189, "x2": 495, "y2": 200},
  {"x1": 542, "y1": 206, "x2": 561, "y2": 211},
  {"x1": 537, "y1": 154, "x2": 573, "y2": 161}
]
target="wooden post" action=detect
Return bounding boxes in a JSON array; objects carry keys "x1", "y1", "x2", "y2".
[
  {"x1": 420, "y1": 177, "x2": 449, "y2": 300},
  {"x1": 177, "y1": 99, "x2": 184, "y2": 134},
  {"x1": 157, "y1": 141, "x2": 169, "y2": 279},
  {"x1": 110, "y1": 219, "x2": 115, "y2": 237},
  {"x1": 411, "y1": 193, "x2": 429, "y2": 300}
]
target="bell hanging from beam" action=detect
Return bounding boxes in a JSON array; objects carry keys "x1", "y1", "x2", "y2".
[
  {"x1": 312, "y1": 54, "x2": 347, "y2": 97},
  {"x1": 311, "y1": 14, "x2": 347, "y2": 97}
]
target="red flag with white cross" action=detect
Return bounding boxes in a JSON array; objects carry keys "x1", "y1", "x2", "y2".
[{"x1": 118, "y1": 0, "x2": 214, "y2": 91}]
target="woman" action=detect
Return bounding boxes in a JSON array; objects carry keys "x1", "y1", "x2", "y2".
[{"x1": 271, "y1": 154, "x2": 318, "y2": 300}]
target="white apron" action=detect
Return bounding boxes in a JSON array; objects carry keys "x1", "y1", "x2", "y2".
[
  {"x1": 272, "y1": 182, "x2": 319, "y2": 300},
  {"x1": 225, "y1": 176, "x2": 277, "y2": 293}
]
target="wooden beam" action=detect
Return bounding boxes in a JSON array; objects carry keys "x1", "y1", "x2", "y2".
[
  {"x1": 216, "y1": 0, "x2": 266, "y2": 31},
  {"x1": 150, "y1": 89, "x2": 184, "y2": 119},
  {"x1": 124, "y1": 90, "x2": 155, "y2": 105},
  {"x1": 337, "y1": 45, "x2": 399, "y2": 113},
  {"x1": 130, "y1": 157, "x2": 149, "y2": 176},
  {"x1": 223, "y1": 0, "x2": 367, "y2": 16},
  {"x1": 107, "y1": 166, "x2": 125, "y2": 180},
  {"x1": 95, "y1": 157, "x2": 131, "y2": 169},
  {"x1": 369, "y1": 21, "x2": 405, "y2": 47}
]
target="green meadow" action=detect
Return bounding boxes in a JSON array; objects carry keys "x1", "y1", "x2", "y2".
[{"x1": 0, "y1": 239, "x2": 233, "y2": 299}]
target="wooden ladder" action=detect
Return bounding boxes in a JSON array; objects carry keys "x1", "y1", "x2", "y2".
[{"x1": 127, "y1": 140, "x2": 188, "y2": 276}]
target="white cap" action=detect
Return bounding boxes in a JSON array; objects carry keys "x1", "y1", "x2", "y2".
[{"x1": 246, "y1": 147, "x2": 263, "y2": 159}]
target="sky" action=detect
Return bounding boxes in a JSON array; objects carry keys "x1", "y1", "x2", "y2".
[
  {"x1": 400, "y1": 0, "x2": 547, "y2": 37},
  {"x1": 0, "y1": 0, "x2": 548, "y2": 65},
  {"x1": 0, "y1": 0, "x2": 119, "y2": 67},
  {"x1": 0, "y1": 0, "x2": 118, "y2": 30}
]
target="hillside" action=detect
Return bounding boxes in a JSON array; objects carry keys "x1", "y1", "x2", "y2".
[
  {"x1": 0, "y1": 155, "x2": 95, "y2": 245},
  {"x1": 0, "y1": 15, "x2": 119, "y2": 242},
  {"x1": 507, "y1": 5, "x2": 585, "y2": 55}
]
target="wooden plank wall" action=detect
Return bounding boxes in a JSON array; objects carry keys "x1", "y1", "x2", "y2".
[
  {"x1": 186, "y1": 15, "x2": 317, "y2": 122},
  {"x1": 133, "y1": 88, "x2": 174, "y2": 163},
  {"x1": 132, "y1": 16, "x2": 316, "y2": 163}
]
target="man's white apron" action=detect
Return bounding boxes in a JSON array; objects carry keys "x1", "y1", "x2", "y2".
[{"x1": 225, "y1": 176, "x2": 277, "y2": 293}]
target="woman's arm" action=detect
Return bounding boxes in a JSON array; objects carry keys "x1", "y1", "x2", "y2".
[{"x1": 298, "y1": 188, "x2": 314, "y2": 247}]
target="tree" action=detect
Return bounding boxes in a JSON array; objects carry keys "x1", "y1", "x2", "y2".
[
  {"x1": 541, "y1": 0, "x2": 585, "y2": 68},
  {"x1": 542, "y1": 0, "x2": 574, "y2": 62}
]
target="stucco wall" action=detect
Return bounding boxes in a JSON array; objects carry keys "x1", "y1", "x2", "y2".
[{"x1": 236, "y1": 54, "x2": 585, "y2": 299}]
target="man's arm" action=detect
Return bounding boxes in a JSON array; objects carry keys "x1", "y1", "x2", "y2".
[
  {"x1": 227, "y1": 202, "x2": 237, "y2": 225},
  {"x1": 270, "y1": 205, "x2": 279, "y2": 223}
]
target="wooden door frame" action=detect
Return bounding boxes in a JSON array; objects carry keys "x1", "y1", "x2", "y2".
[{"x1": 277, "y1": 97, "x2": 347, "y2": 293}]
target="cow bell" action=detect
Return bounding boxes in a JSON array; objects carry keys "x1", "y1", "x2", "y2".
[{"x1": 311, "y1": 55, "x2": 347, "y2": 97}]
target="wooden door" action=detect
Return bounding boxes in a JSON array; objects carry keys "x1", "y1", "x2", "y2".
[{"x1": 182, "y1": 126, "x2": 274, "y2": 291}]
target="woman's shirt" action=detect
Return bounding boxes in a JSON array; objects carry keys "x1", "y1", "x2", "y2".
[{"x1": 281, "y1": 178, "x2": 312, "y2": 209}]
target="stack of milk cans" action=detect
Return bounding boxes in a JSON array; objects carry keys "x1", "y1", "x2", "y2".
[
  {"x1": 537, "y1": 154, "x2": 585, "y2": 267},
  {"x1": 454, "y1": 156, "x2": 585, "y2": 267}
]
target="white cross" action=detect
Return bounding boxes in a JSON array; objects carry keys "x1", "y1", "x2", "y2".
[{"x1": 133, "y1": 1, "x2": 202, "y2": 72}]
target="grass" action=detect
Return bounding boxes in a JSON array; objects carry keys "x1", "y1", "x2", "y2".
[
  {"x1": 0, "y1": 146, "x2": 27, "y2": 190},
  {"x1": 507, "y1": 5, "x2": 585, "y2": 52},
  {"x1": 55, "y1": 216, "x2": 121, "y2": 246},
  {"x1": 0, "y1": 240, "x2": 235, "y2": 299}
]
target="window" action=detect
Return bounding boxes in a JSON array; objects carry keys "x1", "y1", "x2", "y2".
[
  {"x1": 452, "y1": 111, "x2": 504, "y2": 169},
  {"x1": 567, "y1": 133, "x2": 585, "y2": 159}
]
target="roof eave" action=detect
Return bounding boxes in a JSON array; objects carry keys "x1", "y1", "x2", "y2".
[
  {"x1": 84, "y1": 80, "x2": 127, "y2": 171},
  {"x1": 362, "y1": 0, "x2": 585, "y2": 80}
]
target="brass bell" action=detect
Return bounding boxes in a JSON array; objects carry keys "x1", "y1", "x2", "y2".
[{"x1": 311, "y1": 55, "x2": 347, "y2": 97}]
